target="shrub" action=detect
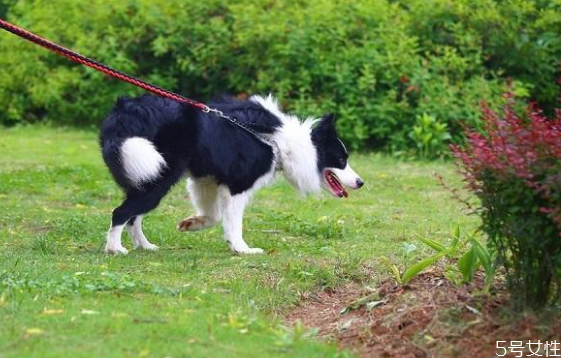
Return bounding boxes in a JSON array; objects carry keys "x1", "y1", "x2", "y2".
[
  {"x1": 451, "y1": 92, "x2": 561, "y2": 309},
  {"x1": 408, "y1": 113, "x2": 451, "y2": 159},
  {"x1": 0, "y1": 0, "x2": 560, "y2": 152}
]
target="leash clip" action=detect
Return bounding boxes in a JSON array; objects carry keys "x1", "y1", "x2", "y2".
[{"x1": 206, "y1": 107, "x2": 226, "y2": 119}]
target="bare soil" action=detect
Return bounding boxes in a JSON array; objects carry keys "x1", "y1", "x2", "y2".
[{"x1": 287, "y1": 271, "x2": 561, "y2": 358}]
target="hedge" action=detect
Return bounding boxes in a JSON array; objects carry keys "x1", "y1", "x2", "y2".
[{"x1": 0, "y1": 0, "x2": 560, "y2": 152}]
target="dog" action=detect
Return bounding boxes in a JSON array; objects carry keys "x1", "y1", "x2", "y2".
[{"x1": 99, "y1": 94, "x2": 364, "y2": 254}]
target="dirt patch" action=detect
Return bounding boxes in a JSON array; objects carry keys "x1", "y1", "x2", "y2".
[{"x1": 287, "y1": 272, "x2": 561, "y2": 358}]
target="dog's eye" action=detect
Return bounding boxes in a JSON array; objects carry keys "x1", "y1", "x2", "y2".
[{"x1": 339, "y1": 158, "x2": 346, "y2": 167}]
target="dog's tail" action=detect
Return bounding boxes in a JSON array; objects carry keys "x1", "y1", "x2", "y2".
[
  {"x1": 120, "y1": 137, "x2": 167, "y2": 187},
  {"x1": 101, "y1": 136, "x2": 167, "y2": 190}
]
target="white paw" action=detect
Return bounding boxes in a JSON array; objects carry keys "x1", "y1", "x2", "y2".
[
  {"x1": 136, "y1": 243, "x2": 159, "y2": 251},
  {"x1": 105, "y1": 246, "x2": 129, "y2": 255},
  {"x1": 232, "y1": 247, "x2": 265, "y2": 255}
]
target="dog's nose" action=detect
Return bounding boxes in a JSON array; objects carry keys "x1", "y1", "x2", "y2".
[{"x1": 356, "y1": 179, "x2": 364, "y2": 188}]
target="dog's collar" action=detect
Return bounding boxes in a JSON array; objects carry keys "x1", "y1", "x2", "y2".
[{"x1": 247, "y1": 131, "x2": 282, "y2": 172}]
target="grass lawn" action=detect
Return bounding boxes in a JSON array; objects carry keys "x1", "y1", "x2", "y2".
[{"x1": 0, "y1": 126, "x2": 478, "y2": 358}]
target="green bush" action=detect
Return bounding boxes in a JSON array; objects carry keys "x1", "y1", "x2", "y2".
[
  {"x1": 452, "y1": 93, "x2": 561, "y2": 309},
  {"x1": 0, "y1": 0, "x2": 560, "y2": 152},
  {"x1": 408, "y1": 113, "x2": 451, "y2": 159}
]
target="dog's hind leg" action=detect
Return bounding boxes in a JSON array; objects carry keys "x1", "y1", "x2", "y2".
[
  {"x1": 105, "y1": 196, "x2": 140, "y2": 255},
  {"x1": 105, "y1": 196, "x2": 161, "y2": 255},
  {"x1": 126, "y1": 215, "x2": 159, "y2": 251},
  {"x1": 177, "y1": 178, "x2": 222, "y2": 232},
  {"x1": 220, "y1": 189, "x2": 264, "y2": 255},
  {"x1": 105, "y1": 170, "x2": 182, "y2": 254},
  {"x1": 105, "y1": 222, "x2": 128, "y2": 255}
]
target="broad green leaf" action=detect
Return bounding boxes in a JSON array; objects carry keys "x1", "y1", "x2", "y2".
[
  {"x1": 469, "y1": 237, "x2": 491, "y2": 269},
  {"x1": 469, "y1": 237, "x2": 495, "y2": 286},
  {"x1": 402, "y1": 250, "x2": 448, "y2": 285},
  {"x1": 458, "y1": 247, "x2": 479, "y2": 283},
  {"x1": 416, "y1": 234, "x2": 446, "y2": 252}
]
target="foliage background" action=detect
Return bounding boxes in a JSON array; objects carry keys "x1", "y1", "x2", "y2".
[{"x1": 0, "y1": 0, "x2": 560, "y2": 152}]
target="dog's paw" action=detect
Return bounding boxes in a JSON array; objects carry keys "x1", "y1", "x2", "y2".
[
  {"x1": 233, "y1": 247, "x2": 265, "y2": 255},
  {"x1": 105, "y1": 245, "x2": 129, "y2": 255},
  {"x1": 177, "y1": 216, "x2": 206, "y2": 232},
  {"x1": 137, "y1": 243, "x2": 159, "y2": 251}
]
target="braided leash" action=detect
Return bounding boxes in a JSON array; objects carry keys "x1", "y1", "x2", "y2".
[
  {"x1": 0, "y1": 18, "x2": 279, "y2": 158},
  {"x1": 0, "y1": 18, "x2": 208, "y2": 111}
]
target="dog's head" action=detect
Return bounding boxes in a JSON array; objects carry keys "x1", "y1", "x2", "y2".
[{"x1": 311, "y1": 114, "x2": 364, "y2": 198}]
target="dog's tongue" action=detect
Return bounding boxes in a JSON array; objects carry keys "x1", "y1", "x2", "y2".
[
  {"x1": 337, "y1": 183, "x2": 348, "y2": 198},
  {"x1": 328, "y1": 171, "x2": 348, "y2": 198}
]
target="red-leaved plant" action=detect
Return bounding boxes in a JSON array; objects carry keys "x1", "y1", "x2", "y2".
[{"x1": 452, "y1": 92, "x2": 561, "y2": 309}]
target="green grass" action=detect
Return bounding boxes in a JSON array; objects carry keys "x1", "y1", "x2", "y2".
[{"x1": 0, "y1": 126, "x2": 478, "y2": 358}]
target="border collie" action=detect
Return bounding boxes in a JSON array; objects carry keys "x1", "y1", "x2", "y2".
[{"x1": 100, "y1": 94, "x2": 364, "y2": 254}]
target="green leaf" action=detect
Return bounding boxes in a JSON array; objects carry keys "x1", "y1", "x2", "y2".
[
  {"x1": 380, "y1": 256, "x2": 402, "y2": 285},
  {"x1": 469, "y1": 237, "x2": 490, "y2": 269},
  {"x1": 416, "y1": 234, "x2": 446, "y2": 252},
  {"x1": 401, "y1": 243, "x2": 418, "y2": 256},
  {"x1": 448, "y1": 225, "x2": 462, "y2": 256},
  {"x1": 401, "y1": 250, "x2": 448, "y2": 285},
  {"x1": 453, "y1": 225, "x2": 461, "y2": 240},
  {"x1": 469, "y1": 236, "x2": 495, "y2": 286},
  {"x1": 458, "y1": 247, "x2": 479, "y2": 283}
]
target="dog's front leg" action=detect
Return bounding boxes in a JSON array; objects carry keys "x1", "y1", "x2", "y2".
[
  {"x1": 221, "y1": 191, "x2": 264, "y2": 255},
  {"x1": 178, "y1": 178, "x2": 221, "y2": 232}
]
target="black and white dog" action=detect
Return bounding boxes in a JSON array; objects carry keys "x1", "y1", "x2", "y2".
[{"x1": 100, "y1": 94, "x2": 363, "y2": 254}]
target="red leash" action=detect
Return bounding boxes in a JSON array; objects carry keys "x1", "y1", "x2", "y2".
[
  {"x1": 0, "y1": 18, "x2": 210, "y2": 112},
  {"x1": 0, "y1": 18, "x2": 279, "y2": 151}
]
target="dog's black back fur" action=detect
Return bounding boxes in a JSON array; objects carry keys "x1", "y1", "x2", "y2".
[{"x1": 100, "y1": 95, "x2": 281, "y2": 227}]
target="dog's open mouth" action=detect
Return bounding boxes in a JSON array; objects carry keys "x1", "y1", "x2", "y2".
[{"x1": 325, "y1": 170, "x2": 348, "y2": 198}]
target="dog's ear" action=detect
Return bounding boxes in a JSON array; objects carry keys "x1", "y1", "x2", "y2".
[
  {"x1": 312, "y1": 113, "x2": 337, "y2": 142},
  {"x1": 319, "y1": 113, "x2": 336, "y2": 127}
]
